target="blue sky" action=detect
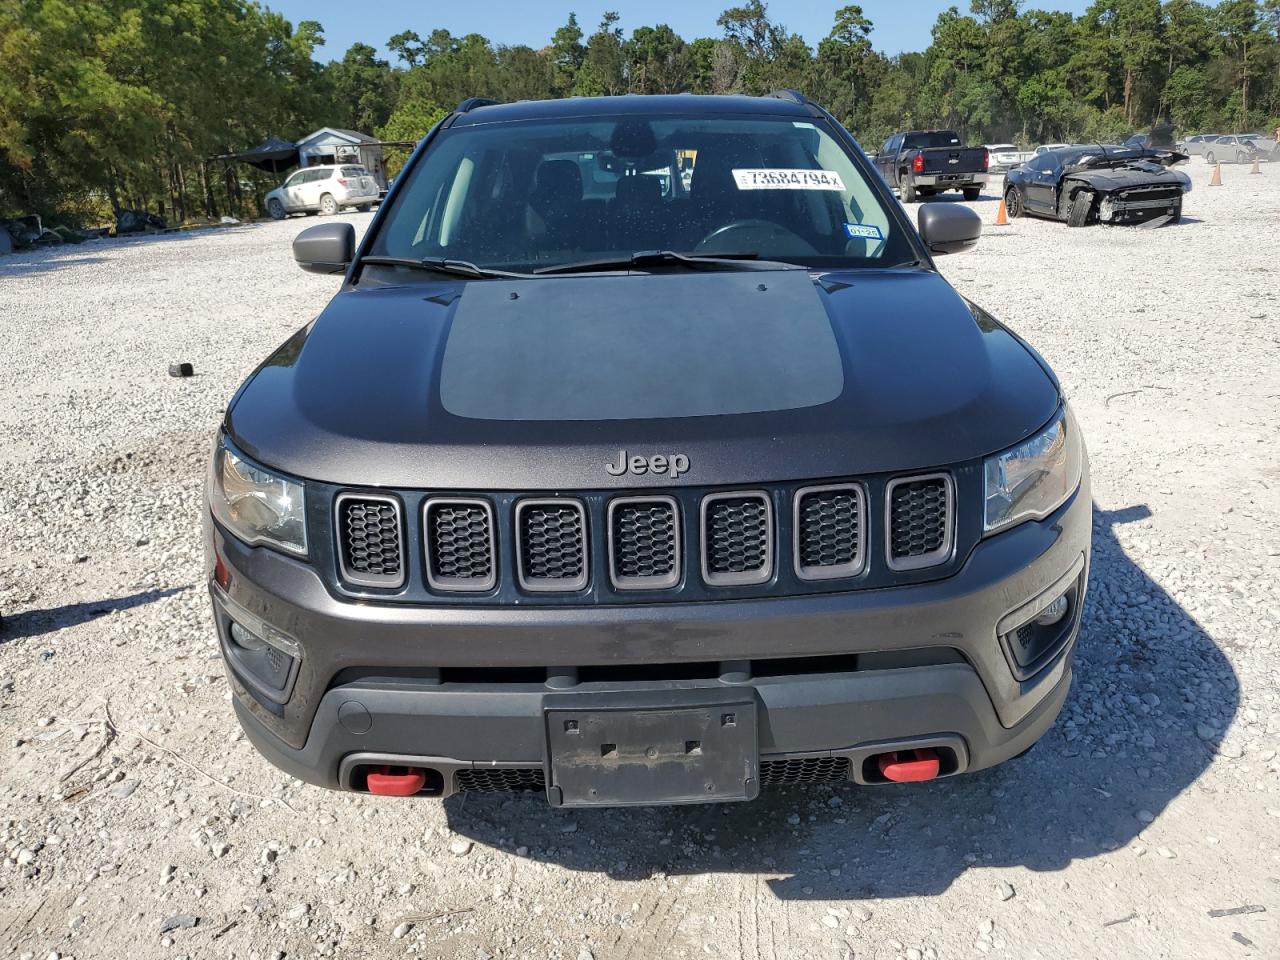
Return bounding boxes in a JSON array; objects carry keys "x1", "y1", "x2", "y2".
[{"x1": 268, "y1": 0, "x2": 1094, "y2": 62}]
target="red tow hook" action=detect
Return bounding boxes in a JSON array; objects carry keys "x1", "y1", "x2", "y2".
[
  {"x1": 877, "y1": 748, "x2": 941, "y2": 783},
  {"x1": 365, "y1": 765, "x2": 427, "y2": 796}
]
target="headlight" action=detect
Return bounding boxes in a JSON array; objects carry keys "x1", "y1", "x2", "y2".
[
  {"x1": 210, "y1": 436, "x2": 308, "y2": 556},
  {"x1": 983, "y1": 406, "x2": 1083, "y2": 535}
]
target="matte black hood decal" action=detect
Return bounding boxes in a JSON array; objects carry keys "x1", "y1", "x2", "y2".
[
  {"x1": 227, "y1": 270, "x2": 1059, "y2": 489},
  {"x1": 440, "y1": 272, "x2": 843, "y2": 421}
]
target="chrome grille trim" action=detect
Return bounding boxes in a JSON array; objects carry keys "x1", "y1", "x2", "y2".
[
  {"x1": 884, "y1": 472, "x2": 955, "y2": 572},
  {"x1": 514, "y1": 498, "x2": 589, "y2": 593},
  {"x1": 334, "y1": 492, "x2": 405, "y2": 589},
  {"x1": 607, "y1": 495, "x2": 681, "y2": 591},
  {"x1": 423, "y1": 497, "x2": 497, "y2": 592},
  {"x1": 700, "y1": 490, "x2": 773, "y2": 587},
  {"x1": 793, "y1": 483, "x2": 867, "y2": 580}
]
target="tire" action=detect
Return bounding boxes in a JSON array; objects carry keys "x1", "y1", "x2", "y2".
[
  {"x1": 1205, "y1": 151, "x2": 1215, "y2": 164},
  {"x1": 962, "y1": 186, "x2": 982, "y2": 201},
  {"x1": 356, "y1": 204, "x2": 372, "y2": 213},
  {"x1": 901, "y1": 177, "x2": 917, "y2": 203},
  {"x1": 266, "y1": 198, "x2": 285, "y2": 220},
  {"x1": 1236, "y1": 152, "x2": 1248, "y2": 164},
  {"x1": 1168, "y1": 199, "x2": 1182, "y2": 224},
  {"x1": 319, "y1": 193, "x2": 338, "y2": 216},
  {"x1": 1003, "y1": 185, "x2": 1023, "y2": 219},
  {"x1": 1066, "y1": 189, "x2": 1093, "y2": 227}
]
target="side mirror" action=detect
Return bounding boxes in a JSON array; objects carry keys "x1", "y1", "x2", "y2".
[
  {"x1": 292, "y1": 222, "x2": 355, "y2": 274},
  {"x1": 918, "y1": 204, "x2": 982, "y2": 255}
]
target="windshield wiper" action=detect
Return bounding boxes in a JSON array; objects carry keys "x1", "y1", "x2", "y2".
[
  {"x1": 359, "y1": 256, "x2": 531, "y2": 279},
  {"x1": 532, "y1": 249, "x2": 803, "y2": 276}
]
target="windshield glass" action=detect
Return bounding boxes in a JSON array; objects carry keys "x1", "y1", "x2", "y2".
[{"x1": 368, "y1": 114, "x2": 913, "y2": 272}]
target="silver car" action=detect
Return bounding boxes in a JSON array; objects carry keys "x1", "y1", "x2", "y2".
[
  {"x1": 1203, "y1": 137, "x2": 1260, "y2": 164},
  {"x1": 1180, "y1": 135, "x2": 1222, "y2": 157},
  {"x1": 264, "y1": 165, "x2": 380, "y2": 219}
]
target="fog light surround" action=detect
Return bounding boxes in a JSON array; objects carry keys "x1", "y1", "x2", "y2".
[
  {"x1": 214, "y1": 585, "x2": 301, "y2": 706},
  {"x1": 995, "y1": 554, "x2": 1086, "y2": 681}
]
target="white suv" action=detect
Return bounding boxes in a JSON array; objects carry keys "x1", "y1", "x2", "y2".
[{"x1": 265, "y1": 165, "x2": 379, "y2": 219}]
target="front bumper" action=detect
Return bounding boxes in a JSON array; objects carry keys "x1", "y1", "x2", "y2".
[{"x1": 207, "y1": 481, "x2": 1090, "y2": 798}]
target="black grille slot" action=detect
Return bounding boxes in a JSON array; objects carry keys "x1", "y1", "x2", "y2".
[
  {"x1": 336, "y1": 494, "x2": 404, "y2": 587},
  {"x1": 609, "y1": 497, "x2": 679, "y2": 589},
  {"x1": 886, "y1": 475, "x2": 952, "y2": 570},
  {"x1": 456, "y1": 767, "x2": 545, "y2": 793},
  {"x1": 760, "y1": 756, "x2": 850, "y2": 786},
  {"x1": 516, "y1": 500, "x2": 588, "y2": 591},
  {"x1": 795, "y1": 484, "x2": 865, "y2": 579},
  {"x1": 701, "y1": 492, "x2": 772, "y2": 586},
  {"x1": 425, "y1": 499, "x2": 496, "y2": 592}
]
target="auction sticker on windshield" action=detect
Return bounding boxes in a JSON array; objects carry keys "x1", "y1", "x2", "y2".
[{"x1": 733, "y1": 168, "x2": 846, "y2": 191}]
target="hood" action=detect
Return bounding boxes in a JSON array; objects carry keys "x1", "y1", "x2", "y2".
[{"x1": 226, "y1": 269, "x2": 1059, "y2": 489}]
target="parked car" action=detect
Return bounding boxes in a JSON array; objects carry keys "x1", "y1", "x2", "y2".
[
  {"x1": 1204, "y1": 136, "x2": 1259, "y2": 164},
  {"x1": 1180, "y1": 135, "x2": 1222, "y2": 156},
  {"x1": 1033, "y1": 143, "x2": 1071, "y2": 156},
  {"x1": 874, "y1": 130, "x2": 990, "y2": 202},
  {"x1": 1003, "y1": 145, "x2": 1190, "y2": 226},
  {"x1": 264, "y1": 165, "x2": 380, "y2": 219},
  {"x1": 984, "y1": 143, "x2": 1033, "y2": 174},
  {"x1": 209, "y1": 91, "x2": 1089, "y2": 807}
]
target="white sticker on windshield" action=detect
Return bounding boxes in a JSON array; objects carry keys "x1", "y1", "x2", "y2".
[
  {"x1": 843, "y1": 222, "x2": 883, "y2": 240},
  {"x1": 733, "y1": 168, "x2": 846, "y2": 191}
]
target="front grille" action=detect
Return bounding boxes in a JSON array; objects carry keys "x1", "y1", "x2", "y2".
[
  {"x1": 608, "y1": 496, "x2": 680, "y2": 589},
  {"x1": 701, "y1": 491, "x2": 773, "y2": 586},
  {"x1": 760, "y1": 756, "x2": 850, "y2": 786},
  {"x1": 794, "y1": 484, "x2": 865, "y2": 580},
  {"x1": 456, "y1": 767, "x2": 545, "y2": 793},
  {"x1": 424, "y1": 498, "x2": 496, "y2": 592},
  {"x1": 336, "y1": 494, "x2": 405, "y2": 588},
  {"x1": 885, "y1": 474, "x2": 953, "y2": 571},
  {"x1": 516, "y1": 499, "x2": 588, "y2": 592}
]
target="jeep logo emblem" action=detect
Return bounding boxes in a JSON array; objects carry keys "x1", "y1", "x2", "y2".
[{"x1": 605, "y1": 449, "x2": 690, "y2": 479}]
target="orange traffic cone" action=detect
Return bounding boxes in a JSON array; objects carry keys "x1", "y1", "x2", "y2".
[
  {"x1": 1250, "y1": 157, "x2": 1261, "y2": 174},
  {"x1": 995, "y1": 198, "x2": 1009, "y2": 225},
  {"x1": 1209, "y1": 162, "x2": 1222, "y2": 186}
]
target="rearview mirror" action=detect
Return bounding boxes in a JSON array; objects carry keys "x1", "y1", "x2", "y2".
[
  {"x1": 917, "y1": 204, "x2": 982, "y2": 255},
  {"x1": 292, "y1": 222, "x2": 355, "y2": 274}
]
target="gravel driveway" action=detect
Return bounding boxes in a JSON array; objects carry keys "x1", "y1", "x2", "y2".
[{"x1": 2, "y1": 163, "x2": 1279, "y2": 960}]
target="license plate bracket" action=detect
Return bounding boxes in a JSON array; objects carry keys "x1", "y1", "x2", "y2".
[{"x1": 544, "y1": 690, "x2": 758, "y2": 807}]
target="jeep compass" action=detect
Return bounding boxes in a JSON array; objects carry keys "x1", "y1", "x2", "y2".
[{"x1": 205, "y1": 92, "x2": 1089, "y2": 806}]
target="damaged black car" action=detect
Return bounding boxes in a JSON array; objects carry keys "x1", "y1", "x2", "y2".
[{"x1": 1003, "y1": 145, "x2": 1191, "y2": 227}]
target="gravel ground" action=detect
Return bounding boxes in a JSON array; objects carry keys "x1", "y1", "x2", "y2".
[{"x1": 2, "y1": 161, "x2": 1279, "y2": 960}]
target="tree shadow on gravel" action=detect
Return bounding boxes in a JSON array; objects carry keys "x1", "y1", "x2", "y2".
[
  {"x1": 0, "y1": 586, "x2": 189, "y2": 643},
  {"x1": 443, "y1": 502, "x2": 1237, "y2": 900},
  {"x1": 0, "y1": 255, "x2": 111, "y2": 277}
]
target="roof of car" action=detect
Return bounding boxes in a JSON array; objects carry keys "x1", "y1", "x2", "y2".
[{"x1": 450, "y1": 94, "x2": 813, "y2": 125}]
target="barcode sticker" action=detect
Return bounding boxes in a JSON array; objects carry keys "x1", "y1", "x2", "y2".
[{"x1": 732, "y1": 168, "x2": 846, "y2": 191}]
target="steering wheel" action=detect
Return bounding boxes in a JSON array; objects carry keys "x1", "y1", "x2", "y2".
[{"x1": 695, "y1": 219, "x2": 818, "y2": 257}]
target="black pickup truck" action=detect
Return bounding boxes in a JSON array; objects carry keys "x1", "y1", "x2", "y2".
[{"x1": 875, "y1": 130, "x2": 990, "y2": 202}]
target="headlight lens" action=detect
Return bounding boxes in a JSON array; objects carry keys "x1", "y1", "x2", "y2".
[
  {"x1": 983, "y1": 406, "x2": 1082, "y2": 535},
  {"x1": 211, "y1": 437, "x2": 307, "y2": 556}
]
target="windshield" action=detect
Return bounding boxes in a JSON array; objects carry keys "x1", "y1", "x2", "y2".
[{"x1": 368, "y1": 114, "x2": 913, "y2": 273}]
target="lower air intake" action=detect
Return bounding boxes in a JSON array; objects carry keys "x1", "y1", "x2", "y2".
[
  {"x1": 760, "y1": 756, "x2": 851, "y2": 786},
  {"x1": 455, "y1": 767, "x2": 546, "y2": 793}
]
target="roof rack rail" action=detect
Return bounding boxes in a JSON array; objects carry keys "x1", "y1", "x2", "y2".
[
  {"x1": 767, "y1": 89, "x2": 811, "y2": 106},
  {"x1": 454, "y1": 97, "x2": 500, "y2": 114}
]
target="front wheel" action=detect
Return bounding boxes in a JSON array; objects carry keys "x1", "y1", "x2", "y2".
[
  {"x1": 901, "y1": 177, "x2": 917, "y2": 203},
  {"x1": 319, "y1": 193, "x2": 338, "y2": 216},
  {"x1": 1066, "y1": 189, "x2": 1094, "y2": 227},
  {"x1": 1205, "y1": 151, "x2": 1215, "y2": 164},
  {"x1": 962, "y1": 186, "x2": 982, "y2": 201},
  {"x1": 1237, "y1": 152, "x2": 1249, "y2": 164},
  {"x1": 1003, "y1": 185, "x2": 1023, "y2": 218},
  {"x1": 266, "y1": 198, "x2": 285, "y2": 220}
]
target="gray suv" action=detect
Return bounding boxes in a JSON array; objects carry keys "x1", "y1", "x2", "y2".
[{"x1": 205, "y1": 92, "x2": 1090, "y2": 807}]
